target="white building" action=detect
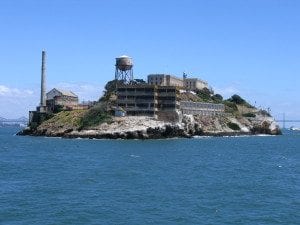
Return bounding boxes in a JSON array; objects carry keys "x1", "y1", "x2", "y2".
[{"x1": 183, "y1": 78, "x2": 208, "y2": 91}]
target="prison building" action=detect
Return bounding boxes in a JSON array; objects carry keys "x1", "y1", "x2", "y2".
[
  {"x1": 147, "y1": 74, "x2": 183, "y2": 87},
  {"x1": 116, "y1": 84, "x2": 181, "y2": 117},
  {"x1": 157, "y1": 86, "x2": 180, "y2": 111},
  {"x1": 183, "y1": 78, "x2": 208, "y2": 91},
  {"x1": 116, "y1": 84, "x2": 157, "y2": 116},
  {"x1": 180, "y1": 101, "x2": 225, "y2": 116},
  {"x1": 46, "y1": 88, "x2": 79, "y2": 112}
]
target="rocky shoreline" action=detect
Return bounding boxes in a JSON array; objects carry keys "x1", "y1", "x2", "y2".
[{"x1": 18, "y1": 114, "x2": 281, "y2": 140}]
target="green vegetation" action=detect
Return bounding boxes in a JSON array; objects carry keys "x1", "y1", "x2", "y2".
[
  {"x1": 79, "y1": 103, "x2": 112, "y2": 129},
  {"x1": 29, "y1": 112, "x2": 54, "y2": 129},
  {"x1": 227, "y1": 94, "x2": 246, "y2": 104},
  {"x1": 242, "y1": 112, "x2": 256, "y2": 117},
  {"x1": 223, "y1": 101, "x2": 238, "y2": 113},
  {"x1": 53, "y1": 105, "x2": 64, "y2": 113},
  {"x1": 196, "y1": 87, "x2": 213, "y2": 102},
  {"x1": 227, "y1": 122, "x2": 241, "y2": 131},
  {"x1": 100, "y1": 79, "x2": 123, "y2": 101},
  {"x1": 227, "y1": 94, "x2": 255, "y2": 108},
  {"x1": 39, "y1": 110, "x2": 86, "y2": 129},
  {"x1": 212, "y1": 94, "x2": 223, "y2": 103}
]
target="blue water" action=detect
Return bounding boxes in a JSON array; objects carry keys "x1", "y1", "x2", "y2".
[{"x1": 0, "y1": 128, "x2": 299, "y2": 225}]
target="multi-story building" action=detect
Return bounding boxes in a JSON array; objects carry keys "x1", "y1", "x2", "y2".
[
  {"x1": 147, "y1": 74, "x2": 183, "y2": 87},
  {"x1": 116, "y1": 84, "x2": 180, "y2": 118},
  {"x1": 147, "y1": 74, "x2": 208, "y2": 91},
  {"x1": 183, "y1": 78, "x2": 208, "y2": 91},
  {"x1": 116, "y1": 84, "x2": 224, "y2": 121},
  {"x1": 116, "y1": 84, "x2": 157, "y2": 116}
]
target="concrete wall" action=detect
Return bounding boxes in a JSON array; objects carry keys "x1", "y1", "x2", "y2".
[
  {"x1": 117, "y1": 85, "x2": 156, "y2": 116},
  {"x1": 184, "y1": 78, "x2": 208, "y2": 91},
  {"x1": 148, "y1": 74, "x2": 183, "y2": 87},
  {"x1": 180, "y1": 101, "x2": 224, "y2": 115},
  {"x1": 166, "y1": 75, "x2": 183, "y2": 87}
]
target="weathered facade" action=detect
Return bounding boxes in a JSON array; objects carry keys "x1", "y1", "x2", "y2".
[
  {"x1": 147, "y1": 74, "x2": 183, "y2": 87},
  {"x1": 147, "y1": 74, "x2": 208, "y2": 91},
  {"x1": 116, "y1": 84, "x2": 157, "y2": 116},
  {"x1": 116, "y1": 84, "x2": 180, "y2": 119},
  {"x1": 183, "y1": 78, "x2": 208, "y2": 91},
  {"x1": 46, "y1": 88, "x2": 79, "y2": 111}
]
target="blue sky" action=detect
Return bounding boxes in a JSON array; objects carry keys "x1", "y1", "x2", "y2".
[{"x1": 0, "y1": 0, "x2": 299, "y2": 125}]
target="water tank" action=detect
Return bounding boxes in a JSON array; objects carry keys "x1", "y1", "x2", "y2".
[{"x1": 115, "y1": 55, "x2": 133, "y2": 71}]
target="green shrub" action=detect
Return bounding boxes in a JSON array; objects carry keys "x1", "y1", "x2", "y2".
[
  {"x1": 224, "y1": 101, "x2": 238, "y2": 113},
  {"x1": 29, "y1": 112, "x2": 53, "y2": 129},
  {"x1": 242, "y1": 112, "x2": 256, "y2": 117},
  {"x1": 196, "y1": 87, "x2": 213, "y2": 102},
  {"x1": 212, "y1": 94, "x2": 223, "y2": 103},
  {"x1": 80, "y1": 103, "x2": 111, "y2": 129},
  {"x1": 227, "y1": 94, "x2": 246, "y2": 105},
  {"x1": 227, "y1": 122, "x2": 241, "y2": 131},
  {"x1": 53, "y1": 105, "x2": 64, "y2": 113}
]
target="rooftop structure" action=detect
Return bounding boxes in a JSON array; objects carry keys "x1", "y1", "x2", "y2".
[
  {"x1": 147, "y1": 74, "x2": 208, "y2": 91},
  {"x1": 183, "y1": 78, "x2": 208, "y2": 91},
  {"x1": 147, "y1": 74, "x2": 183, "y2": 87}
]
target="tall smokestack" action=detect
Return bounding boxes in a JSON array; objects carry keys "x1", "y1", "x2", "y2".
[{"x1": 40, "y1": 51, "x2": 46, "y2": 107}]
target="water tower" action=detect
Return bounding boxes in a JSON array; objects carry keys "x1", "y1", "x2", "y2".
[{"x1": 115, "y1": 55, "x2": 133, "y2": 83}]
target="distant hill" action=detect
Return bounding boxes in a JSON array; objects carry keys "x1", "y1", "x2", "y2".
[
  {"x1": 0, "y1": 117, "x2": 8, "y2": 122},
  {"x1": 0, "y1": 117, "x2": 28, "y2": 122},
  {"x1": 16, "y1": 117, "x2": 28, "y2": 122}
]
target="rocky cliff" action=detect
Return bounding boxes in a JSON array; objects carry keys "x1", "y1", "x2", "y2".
[{"x1": 19, "y1": 111, "x2": 281, "y2": 139}]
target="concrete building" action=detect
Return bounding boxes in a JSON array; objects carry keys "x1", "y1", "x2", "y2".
[
  {"x1": 116, "y1": 84, "x2": 157, "y2": 116},
  {"x1": 183, "y1": 78, "x2": 208, "y2": 91},
  {"x1": 116, "y1": 84, "x2": 180, "y2": 119},
  {"x1": 147, "y1": 74, "x2": 183, "y2": 87},
  {"x1": 46, "y1": 88, "x2": 79, "y2": 111},
  {"x1": 147, "y1": 74, "x2": 208, "y2": 91}
]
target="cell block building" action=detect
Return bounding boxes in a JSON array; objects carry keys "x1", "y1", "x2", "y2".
[
  {"x1": 116, "y1": 84, "x2": 180, "y2": 118},
  {"x1": 183, "y1": 78, "x2": 208, "y2": 91},
  {"x1": 147, "y1": 74, "x2": 183, "y2": 87},
  {"x1": 116, "y1": 85, "x2": 157, "y2": 116}
]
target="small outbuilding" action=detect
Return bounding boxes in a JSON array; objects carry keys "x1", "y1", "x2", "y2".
[{"x1": 114, "y1": 106, "x2": 126, "y2": 117}]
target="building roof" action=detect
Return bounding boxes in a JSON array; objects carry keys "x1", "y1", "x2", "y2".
[
  {"x1": 47, "y1": 88, "x2": 78, "y2": 98},
  {"x1": 56, "y1": 89, "x2": 78, "y2": 97}
]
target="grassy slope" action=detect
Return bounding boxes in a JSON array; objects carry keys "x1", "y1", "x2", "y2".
[{"x1": 39, "y1": 110, "x2": 87, "y2": 130}]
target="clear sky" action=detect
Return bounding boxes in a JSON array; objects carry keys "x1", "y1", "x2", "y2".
[{"x1": 0, "y1": 0, "x2": 299, "y2": 125}]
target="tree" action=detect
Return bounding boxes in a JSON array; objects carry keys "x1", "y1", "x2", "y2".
[
  {"x1": 197, "y1": 87, "x2": 213, "y2": 101},
  {"x1": 228, "y1": 94, "x2": 246, "y2": 105},
  {"x1": 212, "y1": 94, "x2": 223, "y2": 102},
  {"x1": 99, "y1": 80, "x2": 124, "y2": 101}
]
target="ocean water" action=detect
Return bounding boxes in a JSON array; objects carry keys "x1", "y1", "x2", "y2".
[{"x1": 0, "y1": 128, "x2": 299, "y2": 225}]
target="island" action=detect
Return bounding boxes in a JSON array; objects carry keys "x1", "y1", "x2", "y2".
[{"x1": 18, "y1": 53, "x2": 281, "y2": 139}]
